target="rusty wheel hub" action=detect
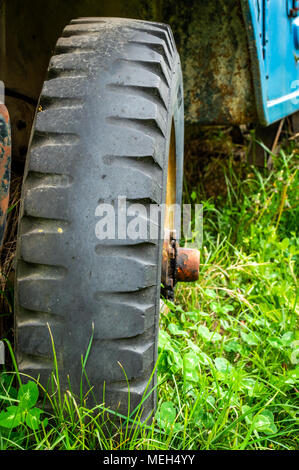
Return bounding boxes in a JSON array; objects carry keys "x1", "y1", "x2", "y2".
[
  {"x1": 161, "y1": 229, "x2": 200, "y2": 299},
  {"x1": 162, "y1": 121, "x2": 200, "y2": 299}
]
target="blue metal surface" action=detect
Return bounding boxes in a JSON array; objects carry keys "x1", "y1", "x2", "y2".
[{"x1": 242, "y1": 0, "x2": 299, "y2": 125}]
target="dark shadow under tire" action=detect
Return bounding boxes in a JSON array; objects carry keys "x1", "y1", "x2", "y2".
[{"x1": 15, "y1": 17, "x2": 184, "y2": 418}]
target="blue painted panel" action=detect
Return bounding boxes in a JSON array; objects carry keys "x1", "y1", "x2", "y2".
[{"x1": 243, "y1": 0, "x2": 299, "y2": 125}]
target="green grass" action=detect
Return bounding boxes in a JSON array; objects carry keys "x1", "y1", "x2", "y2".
[
  {"x1": 0, "y1": 142, "x2": 298, "y2": 450},
  {"x1": 157, "y1": 145, "x2": 298, "y2": 450}
]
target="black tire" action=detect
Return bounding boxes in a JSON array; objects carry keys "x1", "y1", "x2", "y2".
[{"x1": 15, "y1": 18, "x2": 184, "y2": 418}]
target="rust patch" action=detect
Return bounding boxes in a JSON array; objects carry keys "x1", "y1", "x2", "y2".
[
  {"x1": 176, "y1": 247, "x2": 200, "y2": 283},
  {"x1": 0, "y1": 104, "x2": 11, "y2": 247},
  {"x1": 163, "y1": 0, "x2": 258, "y2": 124}
]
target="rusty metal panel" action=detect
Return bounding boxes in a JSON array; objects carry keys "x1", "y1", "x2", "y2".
[
  {"x1": 2, "y1": 0, "x2": 257, "y2": 141},
  {"x1": 126, "y1": 0, "x2": 258, "y2": 124},
  {"x1": 0, "y1": 104, "x2": 11, "y2": 247},
  {"x1": 163, "y1": 0, "x2": 257, "y2": 125}
]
